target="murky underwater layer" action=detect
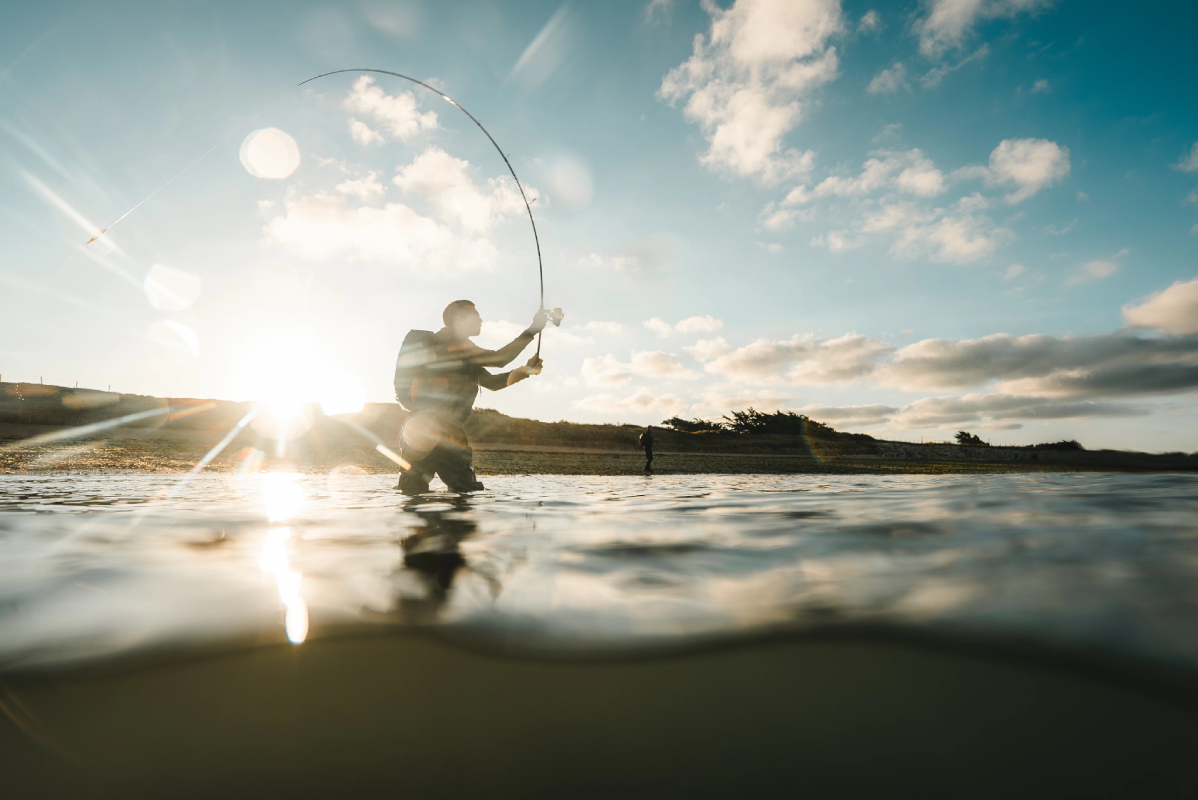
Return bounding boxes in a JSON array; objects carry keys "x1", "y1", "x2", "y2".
[{"x1": 1, "y1": 472, "x2": 1198, "y2": 680}]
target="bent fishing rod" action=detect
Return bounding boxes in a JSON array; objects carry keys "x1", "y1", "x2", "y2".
[{"x1": 77, "y1": 68, "x2": 560, "y2": 353}]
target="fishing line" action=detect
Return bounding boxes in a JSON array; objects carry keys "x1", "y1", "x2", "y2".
[
  {"x1": 298, "y1": 69, "x2": 548, "y2": 355},
  {"x1": 73, "y1": 69, "x2": 549, "y2": 352}
]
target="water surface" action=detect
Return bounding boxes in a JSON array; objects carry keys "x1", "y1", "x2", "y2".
[{"x1": 2, "y1": 472, "x2": 1197, "y2": 680}]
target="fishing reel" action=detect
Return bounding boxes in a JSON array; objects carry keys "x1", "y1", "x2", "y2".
[{"x1": 548, "y1": 308, "x2": 564, "y2": 327}]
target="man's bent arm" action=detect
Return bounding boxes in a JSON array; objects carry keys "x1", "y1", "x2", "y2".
[
  {"x1": 478, "y1": 369, "x2": 518, "y2": 391},
  {"x1": 461, "y1": 331, "x2": 535, "y2": 369}
]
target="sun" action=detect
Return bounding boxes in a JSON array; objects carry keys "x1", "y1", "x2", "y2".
[{"x1": 234, "y1": 334, "x2": 367, "y2": 447}]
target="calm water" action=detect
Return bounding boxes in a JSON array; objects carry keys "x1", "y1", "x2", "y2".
[{"x1": 2, "y1": 472, "x2": 1197, "y2": 678}]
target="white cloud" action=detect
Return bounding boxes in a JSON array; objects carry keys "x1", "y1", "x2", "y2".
[
  {"x1": 867, "y1": 62, "x2": 907, "y2": 94},
  {"x1": 984, "y1": 138, "x2": 1070, "y2": 204},
  {"x1": 685, "y1": 337, "x2": 734, "y2": 362},
  {"x1": 676, "y1": 315, "x2": 725, "y2": 334},
  {"x1": 573, "y1": 389, "x2": 688, "y2": 418},
  {"x1": 393, "y1": 146, "x2": 525, "y2": 233},
  {"x1": 349, "y1": 119, "x2": 384, "y2": 145},
  {"x1": 1030, "y1": 78, "x2": 1049, "y2": 94},
  {"x1": 644, "y1": 315, "x2": 724, "y2": 336},
  {"x1": 343, "y1": 75, "x2": 438, "y2": 141},
  {"x1": 693, "y1": 332, "x2": 895, "y2": 384},
  {"x1": 1077, "y1": 191, "x2": 1090, "y2": 202},
  {"x1": 857, "y1": 9, "x2": 882, "y2": 33},
  {"x1": 643, "y1": 317, "x2": 674, "y2": 337},
  {"x1": 1004, "y1": 263, "x2": 1025, "y2": 280},
  {"x1": 263, "y1": 191, "x2": 496, "y2": 270},
  {"x1": 1123, "y1": 276, "x2": 1198, "y2": 335},
  {"x1": 1175, "y1": 142, "x2": 1198, "y2": 173},
  {"x1": 916, "y1": 0, "x2": 1052, "y2": 57},
  {"x1": 581, "y1": 351, "x2": 701, "y2": 386},
  {"x1": 584, "y1": 321, "x2": 625, "y2": 336},
  {"x1": 760, "y1": 241, "x2": 783, "y2": 254},
  {"x1": 795, "y1": 403, "x2": 897, "y2": 427},
  {"x1": 1066, "y1": 259, "x2": 1117, "y2": 286},
  {"x1": 335, "y1": 172, "x2": 385, "y2": 200},
  {"x1": 890, "y1": 208, "x2": 1007, "y2": 263},
  {"x1": 879, "y1": 330, "x2": 1198, "y2": 399},
  {"x1": 890, "y1": 393, "x2": 1142, "y2": 429},
  {"x1": 757, "y1": 202, "x2": 813, "y2": 231},
  {"x1": 811, "y1": 230, "x2": 859, "y2": 252},
  {"x1": 658, "y1": 0, "x2": 841, "y2": 184},
  {"x1": 645, "y1": 0, "x2": 674, "y2": 24},
  {"x1": 783, "y1": 149, "x2": 946, "y2": 204}
]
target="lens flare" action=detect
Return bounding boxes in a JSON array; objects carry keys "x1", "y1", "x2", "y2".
[
  {"x1": 239, "y1": 128, "x2": 301, "y2": 180},
  {"x1": 143, "y1": 264, "x2": 201, "y2": 311}
]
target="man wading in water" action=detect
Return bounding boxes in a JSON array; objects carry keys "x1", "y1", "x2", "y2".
[{"x1": 395, "y1": 301, "x2": 548, "y2": 494}]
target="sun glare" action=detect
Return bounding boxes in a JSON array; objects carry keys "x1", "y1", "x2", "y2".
[{"x1": 236, "y1": 337, "x2": 366, "y2": 445}]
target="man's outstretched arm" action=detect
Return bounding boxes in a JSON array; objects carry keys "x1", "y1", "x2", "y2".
[
  {"x1": 465, "y1": 309, "x2": 550, "y2": 368},
  {"x1": 478, "y1": 356, "x2": 543, "y2": 391}
]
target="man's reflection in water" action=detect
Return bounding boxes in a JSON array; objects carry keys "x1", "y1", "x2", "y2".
[{"x1": 394, "y1": 495, "x2": 500, "y2": 624}]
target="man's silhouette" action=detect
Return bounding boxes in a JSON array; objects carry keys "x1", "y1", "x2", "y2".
[
  {"x1": 397, "y1": 301, "x2": 547, "y2": 494},
  {"x1": 640, "y1": 426, "x2": 654, "y2": 474}
]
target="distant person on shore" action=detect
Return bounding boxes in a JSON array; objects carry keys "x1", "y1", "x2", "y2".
[
  {"x1": 395, "y1": 301, "x2": 548, "y2": 494},
  {"x1": 640, "y1": 426, "x2": 654, "y2": 474}
]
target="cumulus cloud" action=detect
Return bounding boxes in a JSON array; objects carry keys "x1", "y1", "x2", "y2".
[
  {"x1": 263, "y1": 191, "x2": 496, "y2": 270},
  {"x1": 857, "y1": 9, "x2": 882, "y2": 33},
  {"x1": 393, "y1": 146, "x2": 525, "y2": 233},
  {"x1": 890, "y1": 209, "x2": 1006, "y2": 263},
  {"x1": 983, "y1": 138, "x2": 1070, "y2": 203},
  {"x1": 581, "y1": 352, "x2": 701, "y2": 386},
  {"x1": 643, "y1": 318, "x2": 674, "y2": 337},
  {"x1": 573, "y1": 389, "x2": 688, "y2": 418},
  {"x1": 1175, "y1": 142, "x2": 1198, "y2": 173},
  {"x1": 916, "y1": 0, "x2": 1052, "y2": 57},
  {"x1": 658, "y1": 0, "x2": 842, "y2": 184},
  {"x1": 349, "y1": 119, "x2": 384, "y2": 145},
  {"x1": 335, "y1": 172, "x2": 385, "y2": 200},
  {"x1": 343, "y1": 75, "x2": 438, "y2": 141},
  {"x1": 1004, "y1": 263, "x2": 1025, "y2": 280},
  {"x1": 867, "y1": 62, "x2": 907, "y2": 94},
  {"x1": 811, "y1": 230, "x2": 859, "y2": 252},
  {"x1": 644, "y1": 316, "x2": 724, "y2": 336},
  {"x1": 1123, "y1": 276, "x2": 1198, "y2": 335},
  {"x1": 783, "y1": 149, "x2": 946, "y2": 204},
  {"x1": 795, "y1": 403, "x2": 897, "y2": 427},
  {"x1": 692, "y1": 332, "x2": 895, "y2": 384}
]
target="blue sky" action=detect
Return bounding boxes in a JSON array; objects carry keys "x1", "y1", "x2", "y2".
[{"x1": 3, "y1": 0, "x2": 1197, "y2": 451}]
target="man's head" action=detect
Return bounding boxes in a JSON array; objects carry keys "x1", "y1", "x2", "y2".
[{"x1": 443, "y1": 300, "x2": 482, "y2": 338}]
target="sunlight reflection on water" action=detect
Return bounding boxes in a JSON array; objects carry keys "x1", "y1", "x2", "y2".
[{"x1": 0, "y1": 472, "x2": 1197, "y2": 675}]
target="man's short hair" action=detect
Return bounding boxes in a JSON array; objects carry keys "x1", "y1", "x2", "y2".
[{"x1": 443, "y1": 299, "x2": 476, "y2": 328}]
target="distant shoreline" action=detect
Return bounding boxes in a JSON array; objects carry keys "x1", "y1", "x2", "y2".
[
  {"x1": 2, "y1": 422, "x2": 1194, "y2": 476},
  {"x1": 2, "y1": 381, "x2": 1195, "y2": 476}
]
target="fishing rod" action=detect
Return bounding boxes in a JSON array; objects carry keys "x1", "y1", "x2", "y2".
[
  {"x1": 298, "y1": 69, "x2": 560, "y2": 357},
  {"x1": 74, "y1": 68, "x2": 560, "y2": 353}
]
